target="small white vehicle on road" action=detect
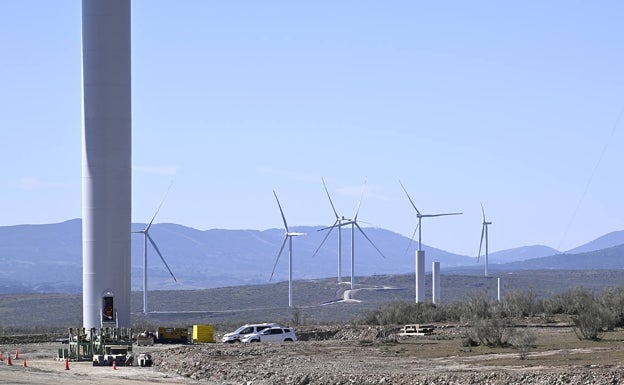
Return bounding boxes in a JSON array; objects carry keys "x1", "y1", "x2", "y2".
[
  {"x1": 221, "y1": 323, "x2": 280, "y2": 343},
  {"x1": 241, "y1": 326, "x2": 297, "y2": 343}
]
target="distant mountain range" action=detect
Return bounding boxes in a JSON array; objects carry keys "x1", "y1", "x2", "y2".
[
  {"x1": 1, "y1": 219, "x2": 624, "y2": 294},
  {"x1": 487, "y1": 245, "x2": 559, "y2": 264}
]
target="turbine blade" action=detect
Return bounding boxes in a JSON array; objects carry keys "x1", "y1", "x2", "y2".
[
  {"x1": 481, "y1": 202, "x2": 486, "y2": 223},
  {"x1": 404, "y1": 222, "x2": 419, "y2": 257},
  {"x1": 422, "y1": 212, "x2": 463, "y2": 218},
  {"x1": 478, "y1": 224, "x2": 485, "y2": 263},
  {"x1": 147, "y1": 234, "x2": 177, "y2": 282},
  {"x1": 322, "y1": 177, "x2": 340, "y2": 219},
  {"x1": 354, "y1": 178, "x2": 367, "y2": 221},
  {"x1": 270, "y1": 236, "x2": 288, "y2": 280},
  {"x1": 318, "y1": 218, "x2": 343, "y2": 232},
  {"x1": 146, "y1": 180, "x2": 174, "y2": 231},
  {"x1": 318, "y1": 219, "x2": 339, "y2": 231},
  {"x1": 399, "y1": 180, "x2": 421, "y2": 215},
  {"x1": 273, "y1": 190, "x2": 289, "y2": 232},
  {"x1": 312, "y1": 222, "x2": 337, "y2": 257},
  {"x1": 355, "y1": 223, "x2": 385, "y2": 258}
]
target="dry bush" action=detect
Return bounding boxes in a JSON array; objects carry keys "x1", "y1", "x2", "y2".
[
  {"x1": 599, "y1": 287, "x2": 624, "y2": 328},
  {"x1": 356, "y1": 300, "x2": 450, "y2": 326},
  {"x1": 503, "y1": 288, "x2": 541, "y2": 317},
  {"x1": 572, "y1": 305, "x2": 613, "y2": 341},
  {"x1": 460, "y1": 291, "x2": 492, "y2": 322},
  {"x1": 510, "y1": 328, "x2": 537, "y2": 359},
  {"x1": 469, "y1": 316, "x2": 513, "y2": 347}
]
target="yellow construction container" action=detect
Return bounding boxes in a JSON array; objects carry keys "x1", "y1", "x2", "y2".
[{"x1": 192, "y1": 324, "x2": 215, "y2": 343}]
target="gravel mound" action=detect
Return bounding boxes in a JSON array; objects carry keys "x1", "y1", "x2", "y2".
[
  {"x1": 152, "y1": 342, "x2": 624, "y2": 385},
  {"x1": 150, "y1": 325, "x2": 624, "y2": 385}
]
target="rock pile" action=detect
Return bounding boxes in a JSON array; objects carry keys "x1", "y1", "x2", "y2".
[{"x1": 149, "y1": 325, "x2": 624, "y2": 385}]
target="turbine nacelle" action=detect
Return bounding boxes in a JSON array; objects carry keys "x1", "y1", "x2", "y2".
[{"x1": 400, "y1": 180, "x2": 462, "y2": 252}]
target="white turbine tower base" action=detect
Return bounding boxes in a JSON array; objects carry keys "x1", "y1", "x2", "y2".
[
  {"x1": 415, "y1": 251, "x2": 425, "y2": 303},
  {"x1": 432, "y1": 261, "x2": 440, "y2": 304},
  {"x1": 271, "y1": 191, "x2": 305, "y2": 308},
  {"x1": 81, "y1": 0, "x2": 131, "y2": 329}
]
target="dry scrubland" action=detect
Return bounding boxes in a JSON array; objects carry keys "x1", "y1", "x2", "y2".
[
  {"x1": 3, "y1": 323, "x2": 624, "y2": 384},
  {"x1": 4, "y1": 270, "x2": 624, "y2": 329},
  {"x1": 4, "y1": 271, "x2": 624, "y2": 383}
]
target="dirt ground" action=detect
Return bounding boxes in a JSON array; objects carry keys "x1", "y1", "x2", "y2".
[
  {"x1": 0, "y1": 342, "x2": 197, "y2": 385},
  {"x1": 2, "y1": 325, "x2": 624, "y2": 385}
]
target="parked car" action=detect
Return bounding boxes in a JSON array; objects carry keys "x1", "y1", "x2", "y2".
[
  {"x1": 241, "y1": 326, "x2": 297, "y2": 343},
  {"x1": 221, "y1": 323, "x2": 280, "y2": 343}
]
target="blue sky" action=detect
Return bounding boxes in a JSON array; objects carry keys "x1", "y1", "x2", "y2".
[{"x1": 1, "y1": 1, "x2": 623, "y2": 256}]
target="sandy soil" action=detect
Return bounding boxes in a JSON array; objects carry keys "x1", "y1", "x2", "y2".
[{"x1": 0, "y1": 343, "x2": 197, "y2": 385}]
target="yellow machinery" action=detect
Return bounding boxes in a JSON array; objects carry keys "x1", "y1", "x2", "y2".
[
  {"x1": 192, "y1": 324, "x2": 215, "y2": 343},
  {"x1": 155, "y1": 327, "x2": 188, "y2": 343}
]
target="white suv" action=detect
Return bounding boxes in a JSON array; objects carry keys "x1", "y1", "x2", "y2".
[
  {"x1": 221, "y1": 323, "x2": 279, "y2": 343},
  {"x1": 241, "y1": 326, "x2": 297, "y2": 343}
]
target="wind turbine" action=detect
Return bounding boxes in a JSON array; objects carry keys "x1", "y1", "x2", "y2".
[
  {"x1": 312, "y1": 177, "x2": 350, "y2": 283},
  {"x1": 270, "y1": 190, "x2": 305, "y2": 308},
  {"x1": 399, "y1": 181, "x2": 463, "y2": 251},
  {"x1": 399, "y1": 180, "x2": 462, "y2": 302},
  {"x1": 133, "y1": 183, "x2": 177, "y2": 314},
  {"x1": 318, "y1": 179, "x2": 385, "y2": 290},
  {"x1": 478, "y1": 203, "x2": 492, "y2": 277}
]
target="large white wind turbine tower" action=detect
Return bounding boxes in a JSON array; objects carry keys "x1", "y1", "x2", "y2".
[
  {"x1": 318, "y1": 180, "x2": 385, "y2": 290},
  {"x1": 312, "y1": 177, "x2": 350, "y2": 283},
  {"x1": 133, "y1": 185, "x2": 177, "y2": 314},
  {"x1": 399, "y1": 181, "x2": 462, "y2": 303},
  {"x1": 270, "y1": 191, "x2": 305, "y2": 308},
  {"x1": 478, "y1": 203, "x2": 492, "y2": 277},
  {"x1": 82, "y1": 0, "x2": 131, "y2": 328}
]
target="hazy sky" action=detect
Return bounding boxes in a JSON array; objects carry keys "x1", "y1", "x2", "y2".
[{"x1": 1, "y1": 1, "x2": 623, "y2": 256}]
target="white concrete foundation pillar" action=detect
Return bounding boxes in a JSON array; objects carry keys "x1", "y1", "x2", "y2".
[
  {"x1": 497, "y1": 277, "x2": 503, "y2": 302},
  {"x1": 415, "y1": 250, "x2": 425, "y2": 303},
  {"x1": 432, "y1": 261, "x2": 440, "y2": 304}
]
